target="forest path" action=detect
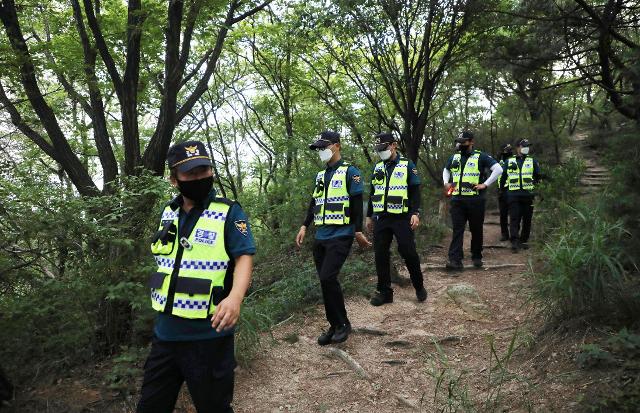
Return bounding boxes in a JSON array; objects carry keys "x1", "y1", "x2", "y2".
[{"x1": 231, "y1": 218, "x2": 580, "y2": 412}]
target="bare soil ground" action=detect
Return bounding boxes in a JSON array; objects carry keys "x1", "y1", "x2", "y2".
[{"x1": 231, "y1": 221, "x2": 591, "y2": 413}]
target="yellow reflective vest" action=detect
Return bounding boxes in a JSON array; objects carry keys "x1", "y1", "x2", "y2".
[
  {"x1": 313, "y1": 164, "x2": 351, "y2": 225},
  {"x1": 149, "y1": 198, "x2": 233, "y2": 319},
  {"x1": 450, "y1": 151, "x2": 481, "y2": 196},
  {"x1": 371, "y1": 158, "x2": 409, "y2": 214},
  {"x1": 507, "y1": 156, "x2": 535, "y2": 191}
]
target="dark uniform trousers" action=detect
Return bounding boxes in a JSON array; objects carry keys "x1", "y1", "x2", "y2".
[
  {"x1": 448, "y1": 198, "x2": 486, "y2": 262},
  {"x1": 508, "y1": 195, "x2": 534, "y2": 243},
  {"x1": 312, "y1": 236, "x2": 353, "y2": 327},
  {"x1": 373, "y1": 214, "x2": 424, "y2": 294},
  {"x1": 498, "y1": 192, "x2": 509, "y2": 239},
  {"x1": 137, "y1": 335, "x2": 236, "y2": 413}
]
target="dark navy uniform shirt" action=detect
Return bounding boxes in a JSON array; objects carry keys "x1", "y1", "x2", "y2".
[
  {"x1": 313, "y1": 159, "x2": 364, "y2": 240},
  {"x1": 154, "y1": 188, "x2": 256, "y2": 341},
  {"x1": 366, "y1": 153, "x2": 422, "y2": 218},
  {"x1": 444, "y1": 150, "x2": 497, "y2": 200},
  {"x1": 500, "y1": 155, "x2": 541, "y2": 198}
]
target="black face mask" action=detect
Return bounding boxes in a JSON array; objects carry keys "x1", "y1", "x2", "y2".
[
  {"x1": 177, "y1": 176, "x2": 213, "y2": 202},
  {"x1": 458, "y1": 144, "x2": 471, "y2": 154}
]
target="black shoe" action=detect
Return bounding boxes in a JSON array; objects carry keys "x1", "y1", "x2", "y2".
[
  {"x1": 445, "y1": 260, "x2": 464, "y2": 271},
  {"x1": 511, "y1": 241, "x2": 520, "y2": 253},
  {"x1": 520, "y1": 242, "x2": 529, "y2": 250},
  {"x1": 472, "y1": 259, "x2": 483, "y2": 268},
  {"x1": 500, "y1": 235, "x2": 509, "y2": 242},
  {"x1": 416, "y1": 287, "x2": 428, "y2": 302},
  {"x1": 370, "y1": 291, "x2": 393, "y2": 306},
  {"x1": 317, "y1": 326, "x2": 335, "y2": 346},
  {"x1": 331, "y1": 323, "x2": 352, "y2": 343}
]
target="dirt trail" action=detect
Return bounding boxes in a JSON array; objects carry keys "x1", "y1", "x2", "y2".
[
  {"x1": 230, "y1": 134, "x2": 612, "y2": 412},
  {"x1": 567, "y1": 131, "x2": 611, "y2": 193},
  {"x1": 233, "y1": 218, "x2": 579, "y2": 412}
]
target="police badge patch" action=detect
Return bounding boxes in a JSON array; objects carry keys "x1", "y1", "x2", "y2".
[
  {"x1": 393, "y1": 171, "x2": 404, "y2": 178},
  {"x1": 352, "y1": 175, "x2": 361, "y2": 183},
  {"x1": 235, "y1": 220, "x2": 248, "y2": 236},
  {"x1": 184, "y1": 145, "x2": 200, "y2": 157},
  {"x1": 331, "y1": 180, "x2": 343, "y2": 188}
]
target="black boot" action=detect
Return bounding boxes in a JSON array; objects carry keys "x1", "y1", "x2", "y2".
[
  {"x1": 446, "y1": 260, "x2": 464, "y2": 271},
  {"x1": 511, "y1": 241, "x2": 520, "y2": 253},
  {"x1": 317, "y1": 326, "x2": 335, "y2": 346},
  {"x1": 472, "y1": 258, "x2": 483, "y2": 268},
  {"x1": 416, "y1": 287, "x2": 428, "y2": 302},
  {"x1": 500, "y1": 234, "x2": 509, "y2": 242},
  {"x1": 331, "y1": 323, "x2": 352, "y2": 343},
  {"x1": 370, "y1": 290, "x2": 393, "y2": 306}
]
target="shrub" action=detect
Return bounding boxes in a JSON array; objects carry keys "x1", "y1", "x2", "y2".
[{"x1": 532, "y1": 203, "x2": 638, "y2": 322}]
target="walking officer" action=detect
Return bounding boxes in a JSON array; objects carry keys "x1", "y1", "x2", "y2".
[
  {"x1": 502, "y1": 139, "x2": 541, "y2": 252},
  {"x1": 497, "y1": 143, "x2": 513, "y2": 242},
  {"x1": 138, "y1": 141, "x2": 256, "y2": 413},
  {"x1": 443, "y1": 131, "x2": 503, "y2": 270},
  {"x1": 366, "y1": 132, "x2": 427, "y2": 306},
  {"x1": 295, "y1": 131, "x2": 371, "y2": 345}
]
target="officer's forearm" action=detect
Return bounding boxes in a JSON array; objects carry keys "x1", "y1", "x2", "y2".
[
  {"x1": 408, "y1": 184, "x2": 421, "y2": 214},
  {"x1": 302, "y1": 198, "x2": 314, "y2": 227},
  {"x1": 350, "y1": 193, "x2": 363, "y2": 232},
  {"x1": 229, "y1": 254, "x2": 253, "y2": 301}
]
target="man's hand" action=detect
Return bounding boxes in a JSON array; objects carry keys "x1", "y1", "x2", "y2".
[
  {"x1": 211, "y1": 294, "x2": 243, "y2": 333},
  {"x1": 474, "y1": 183, "x2": 487, "y2": 191},
  {"x1": 295, "y1": 226, "x2": 306, "y2": 247},
  {"x1": 410, "y1": 214, "x2": 420, "y2": 230},
  {"x1": 444, "y1": 183, "x2": 452, "y2": 196},
  {"x1": 366, "y1": 217, "x2": 374, "y2": 233},
  {"x1": 355, "y1": 231, "x2": 372, "y2": 248}
]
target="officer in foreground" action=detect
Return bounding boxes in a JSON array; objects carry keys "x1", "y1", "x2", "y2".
[
  {"x1": 366, "y1": 132, "x2": 427, "y2": 306},
  {"x1": 138, "y1": 141, "x2": 255, "y2": 413},
  {"x1": 497, "y1": 143, "x2": 513, "y2": 241},
  {"x1": 295, "y1": 131, "x2": 371, "y2": 345},
  {"x1": 502, "y1": 139, "x2": 541, "y2": 252},
  {"x1": 443, "y1": 131, "x2": 503, "y2": 270}
]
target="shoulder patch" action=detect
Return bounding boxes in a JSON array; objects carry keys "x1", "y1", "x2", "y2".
[
  {"x1": 352, "y1": 175, "x2": 361, "y2": 183},
  {"x1": 234, "y1": 220, "x2": 248, "y2": 236},
  {"x1": 412, "y1": 168, "x2": 418, "y2": 175}
]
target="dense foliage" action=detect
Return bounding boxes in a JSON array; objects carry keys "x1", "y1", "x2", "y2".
[{"x1": 0, "y1": 0, "x2": 638, "y2": 403}]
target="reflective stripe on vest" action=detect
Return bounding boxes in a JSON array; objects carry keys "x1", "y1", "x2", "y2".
[
  {"x1": 372, "y1": 159, "x2": 409, "y2": 214},
  {"x1": 507, "y1": 156, "x2": 535, "y2": 191},
  {"x1": 312, "y1": 165, "x2": 351, "y2": 226},
  {"x1": 149, "y1": 200, "x2": 231, "y2": 319},
  {"x1": 451, "y1": 152, "x2": 481, "y2": 196}
]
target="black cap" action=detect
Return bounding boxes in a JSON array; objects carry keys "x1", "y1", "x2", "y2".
[
  {"x1": 374, "y1": 132, "x2": 396, "y2": 151},
  {"x1": 309, "y1": 130, "x2": 340, "y2": 149},
  {"x1": 517, "y1": 139, "x2": 531, "y2": 147},
  {"x1": 501, "y1": 143, "x2": 513, "y2": 153},
  {"x1": 455, "y1": 131, "x2": 474, "y2": 143},
  {"x1": 167, "y1": 140, "x2": 213, "y2": 173}
]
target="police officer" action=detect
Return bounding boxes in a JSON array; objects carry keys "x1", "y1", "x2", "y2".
[
  {"x1": 295, "y1": 131, "x2": 371, "y2": 346},
  {"x1": 443, "y1": 131, "x2": 503, "y2": 270},
  {"x1": 138, "y1": 141, "x2": 256, "y2": 413},
  {"x1": 502, "y1": 139, "x2": 541, "y2": 252},
  {"x1": 497, "y1": 143, "x2": 513, "y2": 242},
  {"x1": 366, "y1": 132, "x2": 427, "y2": 306}
]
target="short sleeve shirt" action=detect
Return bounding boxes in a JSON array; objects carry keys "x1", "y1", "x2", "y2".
[
  {"x1": 315, "y1": 160, "x2": 363, "y2": 240},
  {"x1": 444, "y1": 150, "x2": 497, "y2": 200},
  {"x1": 154, "y1": 190, "x2": 255, "y2": 341}
]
